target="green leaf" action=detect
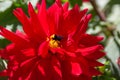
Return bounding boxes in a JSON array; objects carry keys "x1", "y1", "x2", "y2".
[
  {"x1": 61, "y1": 0, "x2": 68, "y2": 3},
  {"x1": 105, "y1": 37, "x2": 120, "y2": 79},
  {"x1": 69, "y1": 0, "x2": 82, "y2": 7},
  {"x1": 105, "y1": 0, "x2": 120, "y2": 16},
  {"x1": 0, "y1": 77, "x2": 8, "y2": 80},
  {"x1": 117, "y1": 31, "x2": 120, "y2": 39},
  {"x1": 0, "y1": 2, "x2": 28, "y2": 27},
  {"x1": 46, "y1": 0, "x2": 55, "y2": 7},
  {"x1": 0, "y1": 39, "x2": 11, "y2": 48}
]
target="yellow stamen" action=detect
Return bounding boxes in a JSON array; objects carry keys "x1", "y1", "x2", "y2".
[
  {"x1": 49, "y1": 34, "x2": 60, "y2": 48},
  {"x1": 35, "y1": 9, "x2": 38, "y2": 13}
]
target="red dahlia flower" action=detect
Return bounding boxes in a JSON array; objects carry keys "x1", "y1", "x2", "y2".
[{"x1": 0, "y1": 0, "x2": 105, "y2": 80}]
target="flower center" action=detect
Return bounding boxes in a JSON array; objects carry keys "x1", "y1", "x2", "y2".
[{"x1": 49, "y1": 34, "x2": 62, "y2": 48}]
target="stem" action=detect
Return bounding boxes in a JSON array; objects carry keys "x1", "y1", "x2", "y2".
[
  {"x1": 90, "y1": 0, "x2": 119, "y2": 48},
  {"x1": 90, "y1": 0, "x2": 106, "y2": 21}
]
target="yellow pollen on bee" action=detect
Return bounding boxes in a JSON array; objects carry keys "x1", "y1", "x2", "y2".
[
  {"x1": 35, "y1": 9, "x2": 38, "y2": 13},
  {"x1": 48, "y1": 34, "x2": 61, "y2": 48},
  {"x1": 49, "y1": 39, "x2": 60, "y2": 48}
]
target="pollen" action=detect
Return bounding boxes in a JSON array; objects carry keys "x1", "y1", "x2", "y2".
[{"x1": 49, "y1": 34, "x2": 62, "y2": 48}]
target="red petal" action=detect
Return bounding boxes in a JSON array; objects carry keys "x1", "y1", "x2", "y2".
[
  {"x1": 87, "y1": 59, "x2": 104, "y2": 67},
  {"x1": 37, "y1": 64, "x2": 45, "y2": 76},
  {"x1": 79, "y1": 34, "x2": 103, "y2": 47},
  {"x1": 63, "y1": 2, "x2": 69, "y2": 12},
  {"x1": 47, "y1": 1, "x2": 63, "y2": 35},
  {"x1": 0, "y1": 26, "x2": 29, "y2": 46},
  {"x1": 13, "y1": 8, "x2": 34, "y2": 38},
  {"x1": 19, "y1": 57, "x2": 37, "y2": 79},
  {"x1": 28, "y1": 3, "x2": 47, "y2": 41},
  {"x1": 71, "y1": 9, "x2": 90, "y2": 39},
  {"x1": 37, "y1": 0, "x2": 49, "y2": 36},
  {"x1": 77, "y1": 45, "x2": 103, "y2": 54},
  {"x1": 0, "y1": 70, "x2": 8, "y2": 76},
  {"x1": 47, "y1": 2, "x2": 60, "y2": 35},
  {"x1": 57, "y1": 5, "x2": 81, "y2": 36},
  {"x1": 38, "y1": 41, "x2": 49, "y2": 58},
  {"x1": 21, "y1": 48, "x2": 35, "y2": 57},
  {"x1": 76, "y1": 45, "x2": 105, "y2": 60},
  {"x1": 53, "y1": 65, "x2": 62, "y2": 78},
  {"x1": 71, "y1": 62, "x2": 82, "y2": 76},
  {"x1": 87, "y1": 51, "x2": 105, "y2": 60},
  {"x1": 89, "y1": 67, "x2": 102, "y2": 76},
  {"x1": 79, "y1": 14, "x2": 92, "y2": 33}
]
